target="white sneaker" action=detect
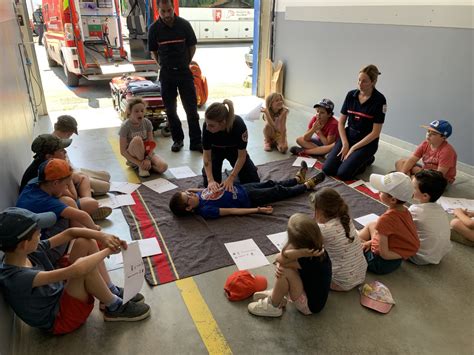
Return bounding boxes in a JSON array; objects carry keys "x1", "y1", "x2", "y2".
[
  {"x1": 248, "y1": 297, "x2": 283, "y2": 317},
  {"x1": 138, "y1": 168, "x2": 150, "y2": 177},
  {"x1": 253, "y1": 290, "x2": 287, "y2": 307}
]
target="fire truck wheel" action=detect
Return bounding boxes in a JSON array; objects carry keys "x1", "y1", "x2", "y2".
[
  {"x1": 46, "y1": 48, "x2": 57, "y2": 68},
  {"x1": 161, "y1": 126, "x2": 171, "y2": 137},
  {"x1": 62, "y1": 58, "x2": 79, "y2": 87}
]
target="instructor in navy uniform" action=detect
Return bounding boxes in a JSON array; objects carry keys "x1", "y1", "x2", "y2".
[{"x1": 148, "y1": 0, "x2": 202, "y2": 153}]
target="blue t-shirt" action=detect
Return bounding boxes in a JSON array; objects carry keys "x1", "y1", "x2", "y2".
[
  {"x1": 16, "y1": 182, "x2": 68, "y2": 219},
  {"x1": 0, "y1": 240, "x2": 63, "y2": 331},
  {"x1": 196, "y1": 185, "x2": 251, "y2": 219},
  {"x1": 341, "y1": 88, "x2": 386, "y2": 138},
  {"x1": 298, "y1": 251, "x2": 332, "y2": 313}
]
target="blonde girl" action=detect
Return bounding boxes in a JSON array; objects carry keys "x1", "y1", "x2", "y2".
[
  {"x1": 311, "y1": 188, "x2": 367, "y2": 291},
  {"x1": 119, "y1": 98, "x2": 168, "y2": 177},
  {"x1": 261, "y1": 93, "x2": 288, "y2": 153},
  {"x1": 248, "y1": 213, "x2": 332, "y2": 317}
]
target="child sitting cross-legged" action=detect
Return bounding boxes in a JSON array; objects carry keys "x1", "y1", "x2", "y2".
[
  {"x1": 0, "y1": 207, "x2": 150, "y2": 335},
  {"x1": 311, "y1": 187, "x2": 367, "y2": 291},
  {"x1": 409, "y1": 170, "x2": 452, "y2": 265},
  {"x1": 169, "y1": 162, "x2": 325, "y2": 219},
  {"x1": 358, "y1": 172, "x2": 420, "y2": 274},
  {"x1": 247, "y1": 213, "x2": 332, "y2": 317}
]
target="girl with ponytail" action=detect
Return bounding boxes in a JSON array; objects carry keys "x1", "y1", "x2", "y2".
[
  {"x1": 311, "y1": 188, "x2": 367, "y2": 291},
  {"x1": 202, "y1": 99, "x2": 260, "y2": 192}
]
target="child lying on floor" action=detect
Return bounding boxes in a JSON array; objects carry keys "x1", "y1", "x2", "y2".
[{"x1": 169, "y1": 162, "x2": 325, "y2": 219}]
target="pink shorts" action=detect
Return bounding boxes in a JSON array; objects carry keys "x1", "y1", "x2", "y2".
[
  {"x1": 52, "y1": 290, "x2": 94, "y2": 335},
  {"x1": 290, "y1": 292, "x2": 312, "y2": 315}
]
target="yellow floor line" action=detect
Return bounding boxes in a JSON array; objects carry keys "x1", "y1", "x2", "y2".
[
  {"x1": 108, "y1": 136, "x2": 141, "y2": 183},
  {"x1": 109, "y1": 136, "x2": 231, "y2": 354},
  {"x1": 177, "y1": 278, "x2": 232, "y2": 355}
]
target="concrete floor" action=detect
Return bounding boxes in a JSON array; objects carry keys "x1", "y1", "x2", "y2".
[{"x1": 12, "y1": 99, "x2": 474, "y2": 354}]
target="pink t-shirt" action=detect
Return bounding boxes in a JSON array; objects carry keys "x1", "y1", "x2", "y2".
[
  {"x1": 413, "y1": 140, "x2": 457, "y2": 183},
  {"x1": 307, "y1": 116, "x2": 339, "y2": 141}
]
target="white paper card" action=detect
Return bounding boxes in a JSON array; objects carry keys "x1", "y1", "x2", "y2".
[
  {"x1": 225, "y1": 239, "x2": 269, "y2": 270},
  {"x1": 355, "y1": 213, "x2": 379, "y2": 226},
  {"x1": 364, "y1": 182, "x2": 379, "y2": 193},
  {"x1": 109, "y1": 181, "x2": 140, "y2": 194},
  {"x1": 267, "y1": 232, "x2": 288, "y2": 251},
  {"x1": 169, "y1": 166, "x2": 197, "y2": 179},
  {"x1": 142, "y1": 178, "x2": 178, "y2": 194},
  {"x1": 105, "y1": 253, "x2": 124, "y2": 271},
  {"x1": 106, "y1": 238, "x2": 162, "y2": 269},
  {"x1": 245, "y1": 102, "x2": 263, "y2": 121},
  {"x1": 437, "y1": 196, "x2": 474, "y2": 213},
  {"x1": 292, "y1": 157, "x2": 317, "y2": 168},
  {"x1": 100, "y1": 194, "x2": 135, "y2": 209},
  {"x1": 122, "y1": 242, "x2": 145, "y2": 303},
  {"x1": 348, "y1": 180, "x2": 365, "y2": 188}
]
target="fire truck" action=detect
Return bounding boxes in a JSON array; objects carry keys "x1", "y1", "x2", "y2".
[{"x1": 42, "y1": 0, "x2": 159, "y2": 86}]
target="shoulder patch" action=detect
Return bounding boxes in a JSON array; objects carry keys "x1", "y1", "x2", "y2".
[
  {"x1": 382, "y1": 104, "x2": 387, "y2": 113},
  {"x1": 242, "y1": 130, "x2": 248, "y2": 143}
]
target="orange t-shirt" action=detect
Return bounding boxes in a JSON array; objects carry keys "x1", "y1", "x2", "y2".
[
  {"x1": 414, "y1": 140, "x2": 457, "y2": 183},
  {"x1": 371, "y1": 208, "x2": 420, "y2": 259}
]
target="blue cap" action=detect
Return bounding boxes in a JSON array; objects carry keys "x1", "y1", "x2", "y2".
[
  {"x1": 422, "y1": 120, "x2": 452, "y2": 138},
  {"x1": 0, "y1": 208, "x2": 56, "y2": 249},
  {"x1": 313, "y1": 98, "x2": 335, "y2": 113}
]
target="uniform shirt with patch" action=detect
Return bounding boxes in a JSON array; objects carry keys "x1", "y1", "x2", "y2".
[
  {"x1": 148, "y1": 16, "x2": 197, "y2": 69},
  {"x1": 319, "y1": 218, "x2": 367, "y2": 290},
  {"x1": 202, "y1": 115, "x2": 248, "y2": 151},
  {"x1": 297, "y1": 252, "x2": 332, "y2": 313},
  {"x1": 307, "y1": 116, "x2": 339, "y2": 141},
  {"x1": 119, "y1": 118, "x2": 153, "y2": 145},
  {"x1": 196, "y1": 185, "x2": 250, "y2": 219},
  {"x1": 414, "y1": 140, "x2": 457, "y2": 183},
  {"x1": 0, "y1": 240, "x2": 63, "y2": 331},
  {"x1": 341, "y1": 88, "x2": 387, "y2": 138},
  {"x1": 371, "y1": 208, "x2": 420, "y2": 259}
]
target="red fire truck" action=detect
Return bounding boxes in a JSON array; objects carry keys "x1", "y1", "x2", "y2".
[{"x1": 42, "y1": 0, "x2": 159, "y2": 86}]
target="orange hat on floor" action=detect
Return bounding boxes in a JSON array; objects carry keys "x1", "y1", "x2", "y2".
[{"x1": 224, "y1": 270, "x2": 267, "y2": 301}]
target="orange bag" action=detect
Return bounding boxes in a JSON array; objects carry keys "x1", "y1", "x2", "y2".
[{"x1": 190, "y1": 61, "x2": 208, "y2": 107}]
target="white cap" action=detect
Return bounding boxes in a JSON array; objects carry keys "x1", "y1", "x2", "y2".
[{"x1": 369, "y1": 172, "x2": 413, "y2": 202}]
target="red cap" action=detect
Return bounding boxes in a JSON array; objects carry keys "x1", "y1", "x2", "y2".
[{"x1": 224, "y1": 270, "x2": 267, "y2": 301}]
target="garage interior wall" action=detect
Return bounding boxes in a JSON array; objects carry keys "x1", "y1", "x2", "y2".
[
  {"x1": 0, "y1": 0, "x2": 39, "y2": 353},
  {"x1": 272, "y1": 1, "x2": 473, "y2": 167}
]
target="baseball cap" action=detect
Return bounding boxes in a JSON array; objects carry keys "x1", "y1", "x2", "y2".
[
  {"x1": 55, "y1": 115, "x2": 78, "y2": 135},
  {"x1": 369, "y1": 172, "x2": 413, "y2": 202},
  {"x1": 421, "y1": 120, "x2": 452, "y2": 138},
  {"x1": 37, "y1": 159, "x2": 72, "y2": 182},
  {"x1": 360, "y1": 281, "x2": 395, "y2": 314},
  {"x1": 224, "y1": 270, "x2": 267, "y2": 301},
  {"x1": 0, "y1": 207, "x2": 56, "y2": 249},
  {"x1": 313, "y1": 98, "x2": 335, "y2": 113},
  {"x1": 31, "y1": 134, "x2": 72, "y2": 158}
]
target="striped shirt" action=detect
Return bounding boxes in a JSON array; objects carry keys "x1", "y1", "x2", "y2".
[{"x1": 318, "y1": 218, "x2": 367, "y2": 290}]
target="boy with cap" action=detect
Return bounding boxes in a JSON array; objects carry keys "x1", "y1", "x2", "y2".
[
  {"x1": 358, "y1": 172, "x2": 420, "y2": 274},
  {"x1": 409, "y1": 170, "x2": 451, "y2": 264},
  {"x1": 17, "y1": 159, "x2": 108, "y2": 263},
  {"x1": 53, "y1": 115, "x2": 111, "y2": 196},
  {"x1": 0, "y1": 207, "x2": 150, "y2": 334},
  {"x1": 395, "y1": 120, "x2": 457, "y2": 183},
  {"x1": 290, "y1": 98, "x2": 339, "y2": 156}
]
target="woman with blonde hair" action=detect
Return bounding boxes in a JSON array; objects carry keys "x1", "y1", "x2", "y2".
[{"x1": 202, "y1": 99, "x2": 259, "y2": 192}]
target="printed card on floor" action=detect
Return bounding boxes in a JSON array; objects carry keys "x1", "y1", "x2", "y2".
[
  {"x1": 109, "y1": 181, "x2": 141, "y2": 194},
  {"x1": 267, "y1": 231, "x2": 288, "y2": 251},
  {"x1": 122, "y1": 242, "x2": 145, "y2": 303},
  {"x1": 293, "y1": 156, "x2": 317, "y2": 168},
  {"x1": 348, "y1": 180, "x2": 365, "y2": 188},
  {"x1": 224, "y1": 239, "x2": 270, "y2": 270},
  {"x1": 364, "y1": 182, "x2": 379, "y2": 193},
  {"x1": 355, "y1": 213, "x2": 379, "y2": 226},
  {"x1": 105, "y1": 238, "x2": 162, "y2": 270},
  {"x1": 169, "y1": 166, "x2": 197, "y2": 179},
  {"x1": 100, "y1": 194, "x2": 135, "y2": 209},
  {"x1": 105, "y1": 253, "x2": 124, "y2": 271},
  {"x1": 142, "y1": 178, "x2": 178, "y2": 194}
]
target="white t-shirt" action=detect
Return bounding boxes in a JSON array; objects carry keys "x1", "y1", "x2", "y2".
[
  {"x1": 409, "y1": 203, "x2": 452, "y2": 265},
  {"x1": 318, "y1": 218, "x2": 367, "y2": 291}
]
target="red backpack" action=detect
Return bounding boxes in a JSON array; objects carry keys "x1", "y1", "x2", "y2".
[{"x1": 190, "y1": 61, "x2": 208, "y2": 107}]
